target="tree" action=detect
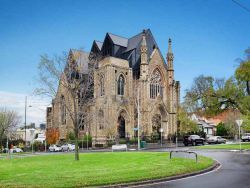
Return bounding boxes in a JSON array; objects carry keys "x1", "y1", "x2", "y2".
[
  {"x1": 35, "y1": 50, "x2": 101, "y2": 161},
  {"x1": 235, "y1": 48, "x2": 250, "y2": 95},
  {"x1": 184, "y1": 75, "x2": 250, "y2": 116},
  {"x1": 46, "y1": 128, "x2": 59, "y2": 145},
  {"x1": 216, "y1": 123, "x2": 228, "y2": 136},
  {"x1": 0, "y1": 109, "x2": 20, "y2": 150},
  {"x1": 242, "y1": 115, "x2": 250, "y2": 132},
  {"x1": 184, "y1": 75, "x2": 224, "y2": 116},
  {"x1": 178, "y1": 107, "x2": 198, "y2": 135}
]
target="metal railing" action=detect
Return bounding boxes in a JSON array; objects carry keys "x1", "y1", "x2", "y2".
[{"x1": 170, "y1": 150, "x2": 198, "y2": 163}]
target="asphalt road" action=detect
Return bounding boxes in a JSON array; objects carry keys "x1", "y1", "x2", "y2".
[{"x1": 140, "y1": 150, "x2": 250, "y2": 188}]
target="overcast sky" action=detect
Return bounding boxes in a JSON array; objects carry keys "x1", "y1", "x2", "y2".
[{"x1": 0, "y1": 0, "x2": 249, "y2": 126}]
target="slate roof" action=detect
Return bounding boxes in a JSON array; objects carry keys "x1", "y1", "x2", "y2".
[
  {"x1": 107, "y1": 33, "x2": 128, "y2": 47},
  {"x1": 94, "y1": 41, "x2": 103, "y2": 50},
  {"x1": 90, "y1": 29, "x2": 165, "y2": 74}
]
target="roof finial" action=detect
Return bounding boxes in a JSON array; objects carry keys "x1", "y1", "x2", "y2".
[
  {"x1": 168, "y1": 38, "x2": 172, "y2": 54},
  {"x1": 141, "y1": 31, "x2": 147, "y2": 47}
]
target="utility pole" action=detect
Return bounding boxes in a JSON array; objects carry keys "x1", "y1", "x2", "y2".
[
  {"x1": 137, "y1": 87, "x2": 140, "y2": 150},
  {"x1": 24, "y1": 96, "x2": 27, "y2": 151}
]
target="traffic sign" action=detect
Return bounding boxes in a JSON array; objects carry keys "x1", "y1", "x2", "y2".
[{"x1": 236, "y1": 119, "x2": 243, "y2": 127}]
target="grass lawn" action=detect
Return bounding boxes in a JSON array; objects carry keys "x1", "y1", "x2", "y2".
[
  {"x1": 0, "y1": 152, "x2": 214, "y2": 187},
  {"x1": 196, "y1": 142, "x2": 250, "y2": 150}
]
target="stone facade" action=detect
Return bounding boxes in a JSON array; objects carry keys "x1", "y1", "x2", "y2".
[{"x1": 47, "y1": 29, "x2": 180, "y2": 144}]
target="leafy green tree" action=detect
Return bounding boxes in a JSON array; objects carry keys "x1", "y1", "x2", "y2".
[
  {"x1": 242, "y1": 115, "x2": 250, "y2": 132},
  {"x1": 235, "y1": 48, "x2": 250, "y2": 95},
  {"x1": 0, "y1": 109, "x2": 20, "y2": 150},
  {"x1": 216, "y1": 123, "x2": 228, "y2": 136},
  {"x1": 184, "y1": 75, "x2": 225, "y2": 116},
  {"x1": 178, "y1": 107, "x2": 198, "y2": 135}
]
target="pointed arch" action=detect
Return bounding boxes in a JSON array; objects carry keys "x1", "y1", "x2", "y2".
[
  {"x1": 99, "y1": 74, "x2": 105, "y2": 96},
  {"x1": 117, "y1": 109, "x2": 128, "y2": 138},
  {"x1": 150, "y1": 69, "x2": 163, "y2": 99},
  {"x1": 98, "y1": 109, "x2": 104, "y2": 130},
  {"x1": 117, "y1": 74, "x2": 125, "y2": 95}
]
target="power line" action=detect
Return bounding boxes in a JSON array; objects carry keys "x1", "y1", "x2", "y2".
[{"x1": 232, "y1": 0, "x2": 250, "y2": 12}]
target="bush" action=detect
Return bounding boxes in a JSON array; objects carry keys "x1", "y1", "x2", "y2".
[
  {"x1": 107, "y1": 140, "x2": 116, "y2": 147},
  {"x1": 151, "y1": 132, "x2": 160, "y2": 142},
  {"x1": 67, "y1": 132, "x2": 76, "y2": 141},
  {"x1": 95, "y1": 144, "x2": 104, "y2": 148},
  {"x1": 78, "y1": 135, "x2": 92, "y2": 148},
  {"x1": 217, "y1": 123, "x2": 228, "y2": 136},
  {"x1": 129, "y1": 138, "x2": 137, "y2": 145},
  {"x1": 119, "y1": 139, "x2": 127, "y2": 144},
  {"x1": 33, "y1": 141, "x2": 45, "y2": 152}
]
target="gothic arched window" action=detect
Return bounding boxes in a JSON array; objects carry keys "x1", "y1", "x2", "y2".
[
  {"x1": 100, "y1": 75, "x2": 105, "y2": 96},
  {"x1": 117, "y1": 75, "x2": 125, "y2": 95},
  {"x1": 61, "y1": 96, "x2": 66, "y2": 125},
  {"x1": 150, "y1": 69, "x2": 163, "y2": 99},
  {"x1": 98, "y1": 110, "x2": 104, "y2": 130}
]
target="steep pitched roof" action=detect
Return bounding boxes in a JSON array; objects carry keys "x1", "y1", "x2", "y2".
[
  {"x1": 94, "y1": 41, "x2": 103, "y2": 50},
  {"x1": 107, "y1": 33, "x2": 128, "y2": 47},
  {"x1": 89, "y1": 29, "x2": 166, "y2": 73}
]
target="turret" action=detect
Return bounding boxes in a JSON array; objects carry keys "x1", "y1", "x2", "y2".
[
  {"x1": 167, "y1": 38, "x2": 174, "y2": 86},
  {"x1": 167, "y1": 38, "x2": 174, "y2": 70},
  {"x1": 140, "y1": 31, "x2": 148, "y2": 80}
]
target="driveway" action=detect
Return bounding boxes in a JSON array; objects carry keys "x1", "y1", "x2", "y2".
[{"x1": 140, "y1": 150, "x2": 250, "y2": 188}]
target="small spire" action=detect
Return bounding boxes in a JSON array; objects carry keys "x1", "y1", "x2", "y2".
[
  {"x1": 141, "y1": 33, "x2": 147, "y2": 47},
  {"x1": 168, "y1": 38, "x2": 172, "y2": 54}
]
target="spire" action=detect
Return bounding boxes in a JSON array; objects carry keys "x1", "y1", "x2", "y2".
[
  {"x1": 140, "y1": 31, "x2": 148, "y2": 64},
  {"x1": 140, "y1": 30, "x2": 148, "y2": 80},
  {"x1": 167, "y1": 38, "x2": 174, "y2": 67},
  {"x1": 141, "y1": 32, "x2": 147, "y2": 47},
  {"x1": 168, "y1": 38, "x2": 172, "y2": 54}
]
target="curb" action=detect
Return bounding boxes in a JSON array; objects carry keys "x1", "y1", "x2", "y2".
[{"x1": 99, "y1": 160, "x2": 221, "y2": 188}]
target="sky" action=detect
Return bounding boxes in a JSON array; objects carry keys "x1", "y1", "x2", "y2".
[{"x1": 0, "y1": 0, "x2": 249, "y2": 126}]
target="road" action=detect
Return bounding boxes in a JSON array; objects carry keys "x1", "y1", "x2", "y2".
[{"x1": 140, "y1": 150, "x2": 250, "y2": 188}]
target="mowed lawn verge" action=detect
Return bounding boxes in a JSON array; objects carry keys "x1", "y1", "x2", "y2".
[
  {"x1": 195, "y1": 142, "x2": 250, "y2": 150},
  {"x1": 0, "y1": 152, "x2": 214, "y2": 187}
]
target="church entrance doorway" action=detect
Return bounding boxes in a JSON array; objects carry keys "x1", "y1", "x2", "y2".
[
  {"x1": 152, "y1": 114, "x2": 161, "y2": 141},
  {"x1": 118, "y1": 116, "x2": 125, "y2": 138}
]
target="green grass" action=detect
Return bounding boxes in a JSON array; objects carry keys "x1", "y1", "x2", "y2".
[
  {"x1": 0, "y1": 152, "x2": 214, "y2": 187},
  {"x1": 196, "y1": 142, "x2": 250, "y2": 150}
]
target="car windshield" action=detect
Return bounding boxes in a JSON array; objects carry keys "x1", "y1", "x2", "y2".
[
  {"x1": 191, "y1": 135, "x2": 200, "y2": 139},
  {"x1": 56, "y1": 145, "x2": 60, "y2": 147}
]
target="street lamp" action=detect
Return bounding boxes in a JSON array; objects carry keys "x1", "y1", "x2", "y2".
[
  {"x1": 236, "y1": 119, "x2": 243, "y2": 151},
  {"x1": 159, "y1": 128, "x2": 163, "y2": 147},
  {"x1": 24, "y1": 96, "x2": 32, "y2": 152}
]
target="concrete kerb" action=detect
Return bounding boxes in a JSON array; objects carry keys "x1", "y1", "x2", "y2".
[{"x1": 99, "y1": 160, "x2": 221, "y2": 188}]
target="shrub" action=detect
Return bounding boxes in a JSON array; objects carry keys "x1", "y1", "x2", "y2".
[
  {"x1": 119, "y1": 139, "x2": 127, "y2": 144},
  {"x1": 78, "y1": 135, "x2": 92, "y2": 148},
  {"x1": 33, "y1": 141, "x2": 45, "y2": 152},
  {"x1": 217, "y1": 123, "x2": 228, "y2": 136},
  {"x1": 95, "y1": 143, "x2": 104, "y2": 148}
]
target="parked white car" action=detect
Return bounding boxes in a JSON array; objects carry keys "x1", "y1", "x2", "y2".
[
  {"x1": 49, "y1": 145, "x2": 62, "y2": 152},
  {"x1": 207, "y1": 136, "x2": 226, "y2": 144},
  {"x1": 242, "y1": 133, "x2": 250, "y2": 142},
  {"x1": 9, "y1": 147, "x2": 23, "y2": 153},
  {"x1": 61, "y1": 144, "x2": 75, "y2": 152}
]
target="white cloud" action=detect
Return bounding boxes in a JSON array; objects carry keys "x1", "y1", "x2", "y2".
[{"x1": 0, "y1": 91, "x2": 51, "y2": 127}]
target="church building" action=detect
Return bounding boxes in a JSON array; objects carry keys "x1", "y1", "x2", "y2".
[{"x1": 46, "y1": 29, "x2": 180, "y2": 145}]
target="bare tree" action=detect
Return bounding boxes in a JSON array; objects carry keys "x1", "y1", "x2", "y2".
[
  {"x1": 35, "y1": 50, "x2": 101, "y2": 161},
  {"x1": 0, "y1": 109, "x2": 20, "y2": 151}
]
